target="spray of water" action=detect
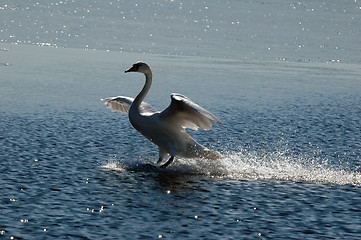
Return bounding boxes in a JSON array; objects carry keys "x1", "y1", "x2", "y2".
[{"x1": 102, "y1": 150, "x2": 361, "y2": 186}]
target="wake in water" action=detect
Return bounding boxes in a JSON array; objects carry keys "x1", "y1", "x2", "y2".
[{"x1": 102, "y1": 150, "x2": 361, "y2": 186}]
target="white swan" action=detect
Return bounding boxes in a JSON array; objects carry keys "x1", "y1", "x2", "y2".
[{"x1": 102, "y1": 62, "x2": 222, "y2": 168}]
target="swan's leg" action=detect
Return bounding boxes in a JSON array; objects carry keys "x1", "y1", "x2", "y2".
[
  {"x1": 160, "y1": 156, "x2": 174, "y2": 169},
  {"x1": 157, "y1": 148, "x2": 167, "y2": 164}
]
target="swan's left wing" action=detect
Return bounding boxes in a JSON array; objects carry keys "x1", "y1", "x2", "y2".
[
  {"x1": 159, "y1": 93, "x2": 221, "y2": 131},
  {"x1": 102, "y1": 96, "x2": 157, "y2": 114}
]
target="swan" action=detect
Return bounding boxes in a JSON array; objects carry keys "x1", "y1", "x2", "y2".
[{"x1": 102, "y1": 62, "x2": 222, "y2": 168}]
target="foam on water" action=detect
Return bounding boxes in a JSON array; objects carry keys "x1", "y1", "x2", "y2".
[{"x1": 102, "y1": 151, "x2": 361, "y2": 186}]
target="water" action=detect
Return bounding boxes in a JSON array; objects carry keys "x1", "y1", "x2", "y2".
[{"x1": 1, "y1": 0, "x2": 361, "y2": 239}]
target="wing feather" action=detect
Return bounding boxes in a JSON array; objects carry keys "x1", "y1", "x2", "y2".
[
  {"x1": 159, "y1": 93, "x2": 221, "y2": 131},
  {"x1": 101, "y1": 96, "x2": 157, "y2": 114}
]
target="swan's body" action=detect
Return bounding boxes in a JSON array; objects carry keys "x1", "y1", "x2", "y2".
[{"x1": 102, "y1": 62, "x2": 221, "y2": 168}]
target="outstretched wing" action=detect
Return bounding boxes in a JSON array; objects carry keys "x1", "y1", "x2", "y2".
[
  {"x1": 101, "y1": 96, "x2": 157, "y2": 115},
  {"x1": 159, "y1": 93, "x2": 221, "y2": 131}
]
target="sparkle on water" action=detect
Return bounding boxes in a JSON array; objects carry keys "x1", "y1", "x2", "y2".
[{"x1": 1, "y1": 0, "x2": 360, "y2": 239}]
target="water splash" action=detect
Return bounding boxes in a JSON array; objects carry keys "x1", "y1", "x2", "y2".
[
  {"x1": 217, "y1": 151, "x2": 361, "y2": 186},
  {"x1": 102, "y1": 151, "x2": 361, "y2": 186},
  {"x1": 102, "y1": 160, "x2": 127, "y2": 172}
]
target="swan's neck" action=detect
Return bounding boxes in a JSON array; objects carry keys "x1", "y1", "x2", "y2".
[{"x1": 132, "y1": 71, "x2": 152, "y2": 110}]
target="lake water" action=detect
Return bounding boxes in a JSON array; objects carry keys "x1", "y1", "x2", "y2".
[{"x1": 1, "y1": 0, "x2": 361, "y2": 239}]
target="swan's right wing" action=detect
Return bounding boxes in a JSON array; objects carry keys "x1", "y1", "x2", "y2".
[
  {"x1": 101, "y1": 96, "x2": 157, "y2": 114},
  {"x1": 159, "y1": 93, "x2": 221, "y2": 131}
]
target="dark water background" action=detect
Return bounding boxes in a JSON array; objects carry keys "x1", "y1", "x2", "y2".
[
  {"x1": 1, "y1": 0, "x2": 361, "y2": 239},
  {"x1": 1, "y1": 45, "x2": 360, "y2": 240}
]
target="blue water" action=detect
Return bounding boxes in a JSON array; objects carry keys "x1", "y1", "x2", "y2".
[{"x1": 1, "y1": 0, "x2": 361, "y2": 239}]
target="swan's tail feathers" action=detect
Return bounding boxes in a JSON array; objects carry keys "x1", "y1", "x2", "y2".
[
  {"x1": 179, "y1": 141, "x2": 222, "y2": 160},
  {"x1": 199, "y1": 149, "x2": 223, "y2": 160},
  {"x1": 186, "y1": 144, "x2": 222, "y2": 160}
]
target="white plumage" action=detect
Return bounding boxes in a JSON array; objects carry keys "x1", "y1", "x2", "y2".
[{"x1": 102, "y1": 62, "x2": 221, "y2": 168}]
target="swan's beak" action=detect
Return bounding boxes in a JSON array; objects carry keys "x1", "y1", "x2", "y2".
[{"x1": 125, "y1": 65, "x2": 138, "y2": 73}]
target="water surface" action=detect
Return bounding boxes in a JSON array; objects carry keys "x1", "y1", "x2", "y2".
[{"x1": 1, "y1": 0, "x2": 361, "y2": 239}]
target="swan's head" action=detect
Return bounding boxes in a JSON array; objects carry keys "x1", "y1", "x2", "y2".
[{"x1": 125, "y1": 62, "x2": 151, "y2": 74}]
